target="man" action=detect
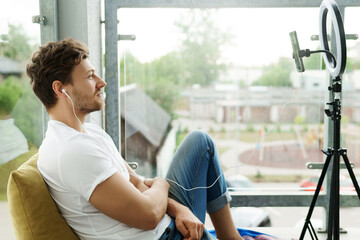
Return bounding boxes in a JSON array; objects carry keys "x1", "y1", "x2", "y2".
[{"x1": 26, "y1": 38, "x2": 244, "y2": 240}]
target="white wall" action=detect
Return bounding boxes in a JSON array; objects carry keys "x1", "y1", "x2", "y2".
[{"x1": 156, "y1": 127, "x2": 176, "y2": 177}]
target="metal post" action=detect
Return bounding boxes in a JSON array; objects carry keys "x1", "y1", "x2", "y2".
[
  {"x1": 105, "y1": 1, "x2": 120, "y2": 150},
  {"x1": 323, "y1": 5, "x2": 345, "y2": 233},
  {"x1": 38, "y1": 0, "x2": 58, "y2": 138}
]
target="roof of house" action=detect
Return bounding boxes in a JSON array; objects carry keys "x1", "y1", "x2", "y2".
[
  {"x1": 0, "y1": 56, "x2": 22, "y2": 74},
  {"x1": 120, "y1": 84, "x2": 171, "y2": 147}
]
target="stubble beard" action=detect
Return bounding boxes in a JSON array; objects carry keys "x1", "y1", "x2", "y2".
[{"x1": 73, "y1": 90, "x2": 105, "y2": 114}]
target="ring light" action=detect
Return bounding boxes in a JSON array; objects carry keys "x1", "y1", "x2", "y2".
[{"x1": 319, "y1": 0, "x2": 346, "y2": 77}]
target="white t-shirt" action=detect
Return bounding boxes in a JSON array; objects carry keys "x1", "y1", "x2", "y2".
[{"x1": 38, "y1": 120, "x2": 171, "y2": 240}]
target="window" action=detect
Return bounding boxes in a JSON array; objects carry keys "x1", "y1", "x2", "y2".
[
  {"x1": 0, "y1": 6, "x2": 42, "y2": 238},
  {"x1": 105, "y1": 2, "x2": 360, "y2": 230}
]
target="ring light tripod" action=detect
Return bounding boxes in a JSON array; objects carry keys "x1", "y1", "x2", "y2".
[{"x1": 289, "y1": 0, "x2": 360, "y2": 239}]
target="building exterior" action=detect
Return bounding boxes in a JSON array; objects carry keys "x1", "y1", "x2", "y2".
[
  {"x1": 0, "y1": 56, "x2": 22, "y2": 83},
  {"x1": 188, "y1": 70, "x2": 360, "y2": 124},
  {"x1": 119, "y1": 84, "x2": 171, "y2": 176}
]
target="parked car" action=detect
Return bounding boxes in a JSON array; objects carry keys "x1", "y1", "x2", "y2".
[
  {"x1": 300, "y1": 176, "x2": 323, "y2": 191},
  {"x1": 226, "y1": 175, "x2": 255, "y2": 191},
  {"x1": 226, "y1": 174, "x2": 271, "y2": 227},
  {"x1": 300, "y1": 175, "x2": 356, "y2": 192}
]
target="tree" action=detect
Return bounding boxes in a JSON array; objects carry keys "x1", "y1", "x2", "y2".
[
  {"x1": 119, "y1": 52, "x2": 181, "y2": 116},
  {"x1": 119, "y1": 52, "x2": 144, "y2": 87},
  {"x1": 118, "y1": 10, "x2": 234, "y2": 115},
  {"x1": 303, "y1": 45, "x2": 360, "y2": 71},
  {"x1": 147, "y1": 52, "x2": 185, "y2": 86},
  {"x1": 175, "y1": 9, "x2": 233, "y2": 86},
  {"x1": 12, "y1": 84, "x2": 43, "y2": 147},
  {"x1": 304, "y1": 53, "x2": 323, "y2": 70},
  {"x1": 0, "y1": 24, "x2": 34, "y2": 62},
  {"x1": 0, "y1": 24, "x2": 42, "y2": 146},
  {"x1": 252, "y1": 58, "x2": 293, "y2": 87},
  {"x1": 0, "y1": 76, "x2": 23, "y2": 119},
  {"x1": 345, "y1": 57, "x2": 360, "y2": 72}
]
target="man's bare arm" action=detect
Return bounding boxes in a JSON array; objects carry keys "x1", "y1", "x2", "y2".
[
  {"x1": 89, "y1": 171, "x2": 169, "y2": 230},
  {"x1": 123, "y1": 161, "x2": 203, "y2": 239},
  {"x1": 125, "y1": 161, "x2": 150, "y2": 192}
]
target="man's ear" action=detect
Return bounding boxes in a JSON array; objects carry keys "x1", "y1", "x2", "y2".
[{"x1": 52, "y1": 80, "x2": 65, "y2": 97}]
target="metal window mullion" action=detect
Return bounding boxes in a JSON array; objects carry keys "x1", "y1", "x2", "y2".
[
  {"x1": 104, "y1": 2, "x2": 121, "y2": 150},
  {"x1": 104, "y1": 0, "x2": 360, "y2": 211},
  {"x1": 38, "y1": 0, "x2": 58, "y2": 139}
]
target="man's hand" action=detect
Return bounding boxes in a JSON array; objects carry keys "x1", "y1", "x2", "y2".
[
  {"x1": 175, "y1": 206, "x2": 204, "y2": 240},
  {"x1": 168, "y1": 198, "x2": 204, "y2": 240},
  {"x1": 143, "y1": 177, "x2": 169, "y2": 189}
]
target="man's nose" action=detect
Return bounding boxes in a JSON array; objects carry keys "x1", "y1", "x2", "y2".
[{"x1": 96, "y1": 74, "x2": 107, "y2": 88}]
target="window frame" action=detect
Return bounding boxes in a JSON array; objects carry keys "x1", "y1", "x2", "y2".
[{"x1": 104, "y1": 0, "x2": 360, "y2": 231}]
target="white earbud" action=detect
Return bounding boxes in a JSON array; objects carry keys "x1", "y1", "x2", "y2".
[{"x1": 62, "y1": 89, "x2": 73, "y2": 102}]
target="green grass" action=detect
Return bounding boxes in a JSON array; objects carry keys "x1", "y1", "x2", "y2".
[
  {"x1": 0, "y1": 143, "x2": 38, "y2": 201},
  {"x1": 213, "y1": 131, "x2": 296, "y2": 142},
  {"x1": 247, "y1": 174, "x2": 304, "y2": 183},
  {"x1": 175, "y1": 131, "x2": 188, "y2": 153},
  {"x1": 218, "y1": 147, "x2": 229, "y2": 155}
]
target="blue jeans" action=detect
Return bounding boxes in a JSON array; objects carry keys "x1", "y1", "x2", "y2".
[{"x1": 158, "y1": 130, "x2": 232, "y2": 240}]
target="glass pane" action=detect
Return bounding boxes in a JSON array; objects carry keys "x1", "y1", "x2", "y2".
[
  {"x1": 342, "y1": 7, "x2": 360, "y2": 194},
  {"x1": 0, "y1": 1, "x2": 42, "y2": 239},
  {"x1": 118, "y1": 6, "x2": 321, "y2": 184},
  {"x1": 340, "y1": 7, "x2": 360, "y2": 231},
  {"x1": 117, "y1": 6, "x2": 360, "y2": 229}
]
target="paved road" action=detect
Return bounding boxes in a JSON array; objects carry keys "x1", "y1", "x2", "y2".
[{"x1": 173, "y1": 118, "x2": 357, "y2": 177}]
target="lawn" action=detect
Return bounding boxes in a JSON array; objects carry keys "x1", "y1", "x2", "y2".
[
  {"x1": 212, "y1": 130, "x2": 297, "y2": 142},
  {"x1": 247, "y1": 173, "x2": 304, "y2": 183},
  {"x1": 177, "y1": 129, "x2": 297, "y2": 144}
]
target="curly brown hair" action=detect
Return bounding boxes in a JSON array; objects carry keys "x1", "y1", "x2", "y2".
[{"x1": 26, "y1": 38, "x2": 89, "y2": 110}]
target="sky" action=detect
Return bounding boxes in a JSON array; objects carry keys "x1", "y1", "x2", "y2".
[
  {"x1": 117, "y1": 7, "x2": 322, "y2": 66},
  {"x1": 1, "y1": 1, "x2": 359, "y2": 67},
  {"x1": 0, "y1": 0, "x2": 40, "y2": 42},
  {"x1": 117, "y1": 7, "x2": 360, "y2": 66}
]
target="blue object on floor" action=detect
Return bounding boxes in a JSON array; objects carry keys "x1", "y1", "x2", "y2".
[{"x1": 209, "y1": 228, "x2": 275, "y2": 238}]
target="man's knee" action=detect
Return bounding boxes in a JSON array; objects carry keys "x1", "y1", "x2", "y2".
[{"x1": 186, "y1": 130, "x2": 210, "y2": 143}]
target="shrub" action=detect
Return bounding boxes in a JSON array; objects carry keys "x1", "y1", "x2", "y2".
[
  {"x1": 0, "y1": 76, "x2": 23, "y2": 118},
  {"x1": 12, "y1": 84, "x2": 43, "y2": 147},
  {"x1": 247, "y1": 124, "x2": 255, "y2": 132}
]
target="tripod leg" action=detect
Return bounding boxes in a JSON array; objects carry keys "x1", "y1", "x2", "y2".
[
  {"x1": 342, "y1": 152, "x2": 360, "y2": 199},
  {"x1": 327, "y1": 178, "x2": 334, "y2": 240},
  {"x1": 327, "y1": 150, "x2": 340, "y2": 240},
  {"x1": 308, "y1": 221, "x2": 319, "y2": 240},
  {"x1": 299, "y1": 152, "x2": 333, "y2": 240}
]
